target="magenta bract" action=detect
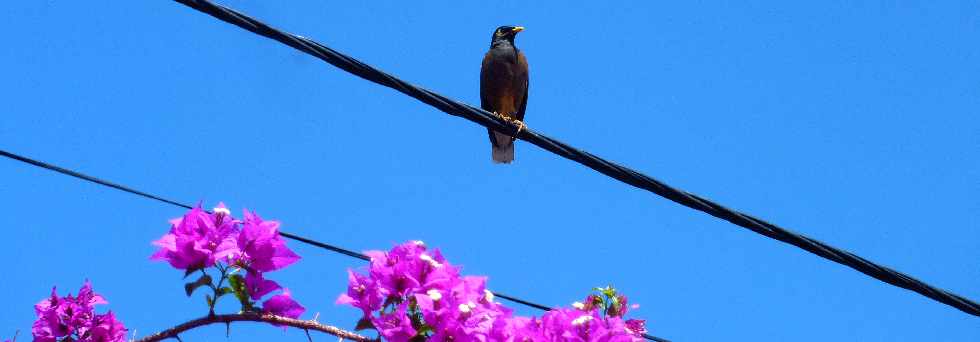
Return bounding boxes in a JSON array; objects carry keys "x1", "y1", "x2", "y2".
[
  {"x1": 32, "y1": 281, "x2": 126, "y2": 342},
  {"x1": 263, "y1": 289, "x2": 306, "y2": 319},
  {"x1": 150, "y1": 204, "x2": 238, "y2": 270},
  {"x1": 235, "y1": 210, "x2": 301, "y2": 272},
  {"x1": 338, "y1": 241, "x2": 649, "y2": 342},
  {"x1": 151, "y1": 204, "x2": 305, "y2": 319}
]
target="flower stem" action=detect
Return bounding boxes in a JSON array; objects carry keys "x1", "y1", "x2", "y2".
[{"x1": 207, "y1": 264, "x2": 229, "y2": 316}]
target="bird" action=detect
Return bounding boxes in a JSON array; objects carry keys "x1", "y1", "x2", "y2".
[{"x1": 480, "y1": 25, "x2": 529, "y2": 164}]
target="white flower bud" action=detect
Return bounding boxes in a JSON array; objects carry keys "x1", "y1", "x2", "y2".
[
  {"x1": 419, "y1": 253, "x2": 443, "y2": 268},
  {"x1": 571, "y1": 315, "x2": 593, "y2": 326}
]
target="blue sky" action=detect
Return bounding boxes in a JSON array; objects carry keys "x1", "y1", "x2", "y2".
[{"x1": 1, "y1": 1, "x2": 978, "y2": 341}]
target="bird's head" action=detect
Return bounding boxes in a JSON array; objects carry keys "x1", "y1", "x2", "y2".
[{"x1": 491, "y1": 25, "x2": 525, "y2": 45}]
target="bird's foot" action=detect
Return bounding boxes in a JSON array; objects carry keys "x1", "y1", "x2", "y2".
[
  {"x1": 491, "y1": 111, "x2": 526, "y2": 138},
  {"x1": 511, "y1": 119, "x2": 526, "y2": 138}
]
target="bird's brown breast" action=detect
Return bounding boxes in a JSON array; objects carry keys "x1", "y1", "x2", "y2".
[{"x1": 480, "y1": 48, "x2": 528, "y2": 120}]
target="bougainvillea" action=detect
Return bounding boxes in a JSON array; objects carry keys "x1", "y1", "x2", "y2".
[
  {"x1": 151, "y1": 203, "x2": 304, "y2": 318},
  {"x1": 338, "y1": 241, "x2": 649, "y2": 341},
  {"x1": 26, "y1": 205, "x2": 651, "y2": 342},
  {"x1": 508, "y1": 287, "x2": 647, "y2": 341},
  {"x1": 32, "y1": 281, "x2": 127, "y2": 342}
]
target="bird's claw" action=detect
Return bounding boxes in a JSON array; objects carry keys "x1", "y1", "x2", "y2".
[
  {"x1": 512, "y1": 119, "x2": 526, "y2": 138},
  {"x1": 491, "y1": 111, "x2": 525, "y2": 138}
]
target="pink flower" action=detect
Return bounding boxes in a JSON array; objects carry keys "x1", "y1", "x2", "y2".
[
  {"x1": 150, "y1": 204, "x2": 306, "y2": 322},
  {"x1": 532, "y1": 308, "x2": 643, "y2": 342},
  {"x1": 499, "y1": 316, "x2": 544, "y2": 341},
  {"x1": 369, "y1": 302, "x2": 416, "y2": 342},
  {"x1": 263, "y1": 289, "x2": 305, "y2": 319},
  {"x1": 32, "y1": 281, "x2": 126, "y2": 342},
  {"x1": 365, "y1": 242, "x2": 431, "y2": 297},
  {"x1": 625, "y1": 319, "x2": 647, "y2": 335},
  {"x1": 338, "y1": 241, "x2": 651, "y2": 342},
  {"x1": 150, "y1": 204, "x2": 239, "y2": 270},
  {"x1": 234, "y1": 210, "x2": 300, "y2": 272},
  {"x1": 608, "y1": 294, "x2": 629, "y2": 317},
  {"x1": 89, "y1": 311, "x2": 127, "y2": 342},
  {"x1": 245, "y1": 271, "x2": 282, "y2": 301},
  {"x1": 336, "y1": 269, "x2": 385, "y2": 315}
]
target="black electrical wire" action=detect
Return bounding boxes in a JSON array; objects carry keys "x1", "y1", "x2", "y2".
[
  {"x1": 0, "y1": 150, "x2": 365, "y2": 260},
  {"x1": 166, "y1": 0, "x2": 980, "y2": 318},
  {"x1": 0, "y1": 149, "x2": 670, "y2": 342}
]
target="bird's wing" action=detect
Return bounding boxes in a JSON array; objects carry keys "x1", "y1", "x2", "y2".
[
  {"x1": 515, "y1": 51, "x2": 529, "y2": 122},
  {"x1": 481, "y1": 52, "x2": 503, "y2": 148},
  {"x1": 480, "y1": 52, "x2": 493, "y2": 113}
]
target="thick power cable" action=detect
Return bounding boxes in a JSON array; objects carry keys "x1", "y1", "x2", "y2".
[
  {"x1": 0, "y1": 149, "x2": 669, "y2": 342},
  {"x1": 167, "y1": 0, "x2": 980, "y2": 317}
]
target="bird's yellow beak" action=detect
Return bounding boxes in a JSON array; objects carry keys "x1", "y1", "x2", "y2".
[{"x1": 512, "y1": 26, "x2": 525, "y2": 33}]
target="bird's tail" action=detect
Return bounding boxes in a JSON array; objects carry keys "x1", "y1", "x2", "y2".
[
  {"x1": 492, "y1": 144, "x2": 514, "y2": 163},
  {"x1": 491, "y1": 131, "x2": 515, "y2": 163}
]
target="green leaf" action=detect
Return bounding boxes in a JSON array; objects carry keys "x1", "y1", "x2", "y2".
[
  {"x1": 206, "y1": 294, "x2": 214, "y2": 307},
  {"x1": 354, "y1": 317, "x2": 376, "y2": 331},
  {"x1": 409, "y1": 307, "x2": 426, "y2": 330},
  {"x1": 184, "y1": 274, "x2": 213, "y2": 297},
  {"x1": 228, "y1": 274, "x2": 253, "y2": 311},
  {"x1": 415, "y1": 324, "x2": 433, "y2": 336},
  {"x1": 228, "y1": 273, "x2": 243, "y2": 288},
  {"x1": 217, "y1": 286, "x2": 234, "y2": 297},
  {"x1": 601, "y1": 285, "x2": 617, "y2": 298}
]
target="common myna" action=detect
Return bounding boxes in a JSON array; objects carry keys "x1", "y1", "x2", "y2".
[{"x1": 480, "y1": 25, "x2": 529, "y2": 163}]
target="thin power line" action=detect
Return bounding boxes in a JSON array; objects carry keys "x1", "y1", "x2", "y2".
[
  {"x1": 0, "y1": 149, "x2": 669, "y2": 342},
  {"x1": 167, "y1": 0, "x2": 980, "y2": 318}
]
